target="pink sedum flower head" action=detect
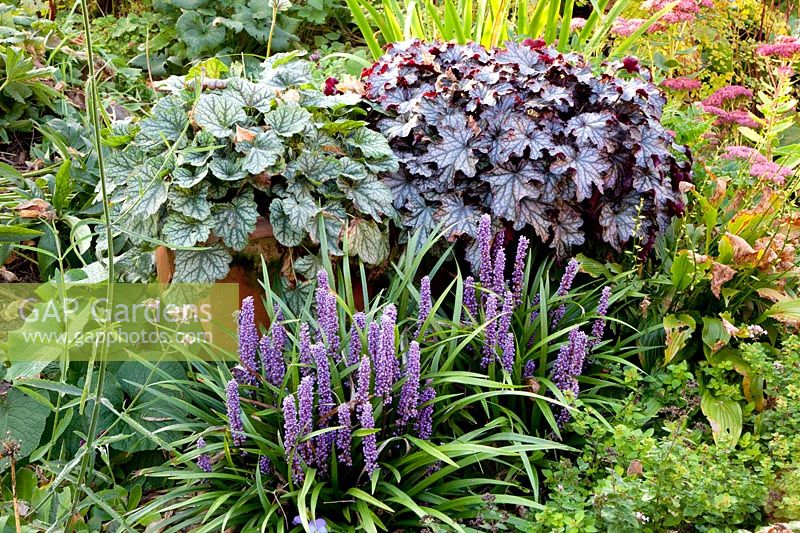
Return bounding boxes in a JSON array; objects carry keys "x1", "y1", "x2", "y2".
[{"x1": 660, "y1": 77, "x2": 702, "y2": 91}]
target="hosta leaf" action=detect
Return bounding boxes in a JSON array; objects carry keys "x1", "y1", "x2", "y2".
[
  {"x1": 212, "y1": 191, "x2": 259, "y2": 251},
  {"x1": 270, "y1": 198, "x2": 305, "y2": 247},
  {"x1": 550, "y1": 146, "x2": 609, "y2": 202},
  {"x1": 138, "y1": 95, "x2": 188, "y2": 147},
  {"x1": 345, "y1": 178, "x2": 394, "y2": 222},
  {"x1": 194, "y1": 94, "x2": 247, "y2": 138},
  {"x1": 484, "y1": 163, "x2": 541, "y2": 220},
  {"x1": 346, "y1": 218, "x2": 389, "y2": 265},
  {"x1": 224, "y1": 77, "x2": 275, "y2": 113},
  {"x1": 168, "y1": 184, "x2": 211, "y2": 220},
  {"x1": 236, "y1": 131, "x2": 284, "y2": 174},
  {"x1": 209, "y1": 155, "x2": 247, "y2": 182},
  {"x1": 550, "y1": 207, "x2": 584, "y2": 256},
  {"x1": 162, "y1": 213, "x2": 211, "y2": 247},
  {"x1": 286, "y1": 151, "x2": 341, "y2": 184},
  {"x1": 346, "y1": 127, "x2": 395, "y2": 159},
  {"x1": 173, "y1": 242, "x2": 231, "y2": 283},
  {"x1": 701, "y1": 391, "x2": 742, "y2": 448},
  {"x1": 264, "y1": 105, "x2": 312, "y2": 137},
  {"x1": 599, "y1": 196, "x2": 639, "y2": 251},
  {"x1": 282, "y1": 194, "x2": 319, "y2": 229},
  {"x1": 175, "y1": 11, "x2": 227, "y2": 56}
]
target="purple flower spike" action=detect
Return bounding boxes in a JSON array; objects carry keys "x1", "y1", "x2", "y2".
[
  {"x1": 482, "y1": 294, "x2": 499, "y2": 368},
  {"x1": 498, "y1": 291, "x2": 515, "y2": 372},
  {"x1": 415, "y1": 381, "x2": 435, "y2": 440},
  {"x1": 550, "y1": 329, "x2": 588, "y2": 426},
  {"x1": 226, "y1": 379, "x2": 246, "y2": 446},
  {"x1": 463, "y1": 275, "x2": 478, "y2": 323},
  {"x1": 282, "y1": 394, "x2": 304, "y2": 484},
  {"x1": 492, "y1": 244, "x2": 506, "y2": 295},
  {"x1": 271, "y1": 305, "x2": 288, "y2": 352},
  {"x1": 397, "y1": 341, "x2": 421, "y2": 428},
  {"x1": 197, "y1": 454, "x2": 212, "y2": 473},
  {"x1": 237, "y1": 297, "x2": 259, "y2": 381},
  {"x1": 316, "y1": 271, "x2": 341, "y2": 362},
  {"x1": 376, "y1": 312, "x2": 397, "y2": 403},
  {"x1": 512, "y1": 237, "x2": 529, "y2": 306},
  {"x1": 368, "y1": 321, "x2": 381, "y2": 366},
  {"x1": 259, "y1": 335, "x2": 285, "y2": 387},
  {"x1": 358, "y1": 401, "x2": 379, "y2": 475},
  {"x1": 356, "y1": 355, "x2": 371, "y2": 403},
  {"x1": 590, "y1": 286, "x2": 612, "y2": 348},
  {"x1": 337, "y1": 403, "x2": 353, "y2": 466},
  {"x1": 477, "y1": 214, "x2": 493, "y2": 289},
  {"x1": 523, "y1": 360, "x2": 537, "y2": 378},
  {"x1": 417, "y1": 276, "x2": 432, "y2": 337},
  {"x1": 299, "y1": 323, "x2": 313, "y2": 377},
  {"x1": 550, "y1": 258, "x2": 580, "y2": 328},
  {"x1": 348, "y1": 313, "x2": 366, "y2": 366},
  {"x1": 259, "y1": 455, "x2": 272, "y2": 475},
  {"x1": 312, "y1": 342, "x2": 333, "y2": 471},
  {"x1": 298, "y1": 376, "x2": 315, "y2": 465},
  {"x1": 196, "y1": 437, "x2": 211, "y2": 472}
]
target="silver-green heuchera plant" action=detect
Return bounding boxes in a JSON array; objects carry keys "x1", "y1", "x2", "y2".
[{"x1": 104, "y1": 52, "x2": 398, "y2": 283}]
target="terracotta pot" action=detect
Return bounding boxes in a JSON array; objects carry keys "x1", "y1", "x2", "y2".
[{"x1": 155, "y1": 216, "x2": 278, "y2": 327}]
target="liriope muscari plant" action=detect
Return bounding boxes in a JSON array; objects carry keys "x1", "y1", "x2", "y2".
[
  {"x1": 105, "y1": 53, "x2": 398, "y2": 283},
  {"x1": 363, "y1": 39, "x2": 693, "y2": 259},
  {"x1": 465, "y1": 214, "x2": 615, "y2": 426},
  {"x1": 173, "y1": 270, "x2": 449, "y2": 528}
]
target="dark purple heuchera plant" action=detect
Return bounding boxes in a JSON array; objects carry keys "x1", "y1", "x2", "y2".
[
  {"x1": 219, "y1": 270, "x2": 436, "y2": 486},
  {"x1": 363, "y1": 39, "x2": 692, "y2": 257}
]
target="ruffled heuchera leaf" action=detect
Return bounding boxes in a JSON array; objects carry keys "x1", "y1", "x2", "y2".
[
  {"x1": 550, "y1": 145, "x2": 609, "y2": 202},
  {"x1": 265, "y1": 104, "x2": 312, "y2": 137},
  {"x1": 421, "y1": 119, "x2": 483, "y2": 183},
  {"x1": 346, "y1": 218, "x2": 389, "y2": 265},
  {"x1": 599, "y1": 196, "x2": 639, "y2": 251},
  {"x1": 224, "y1": 78, "x2": 275, "y2": 113},
  {"x1": 163, "y1": 213, "x2": 212, "y2": 247},
  {"x1": 124, "y1": 176, "x2": 168, "y2": 217},
  {"x1": 364, "y1": 39, "x2": 691, "y2": 258},
  {"x1": 550, "y1": 207, "x2": 585, "y2": 256},
  {"x1": 309, "y1": 203, "x2": 346, "y2": 255},
  {"x1": 174, "y1": 242, "x2": 232, "y2": 283},
  {"x1": 286, "y1": 151, "x2": 341, "y2": 184},
  {"x1": 235, "y1": 130, "x2": 283, "y2": 174},
  {"x1": 346, "y1": 127, "x2": 395, "y2": 159},
  {"x1": 171, "y1": 166, "x2": 207, "y2": 189},
  {"x1": 484, "y1": 162, "x2": 541, "y2": 220},
  {"x1": 138, "y1": 95, "x2": 189, "y2": 148},
  {"x1": 211, "y1": 191, "x2": 259, "y2": 251},
  {"x1": 209, "y1": 155, "x2": 247, "y2": 182},
  {"x1": 194, "y1": 94, "x2": 247, "y2": 138},
  {"x1": 345, "y1": 178, "x2": 394, "y2": 222},
  {"x1": 169, "y1": 183, "x2": 211, "y2": 220},
  {"x1": 269, "y1": 197, "x2": 305, "y2": 247},
  {"x1": 282, "y1": 194, "x2": 319, "y2": 230}
]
